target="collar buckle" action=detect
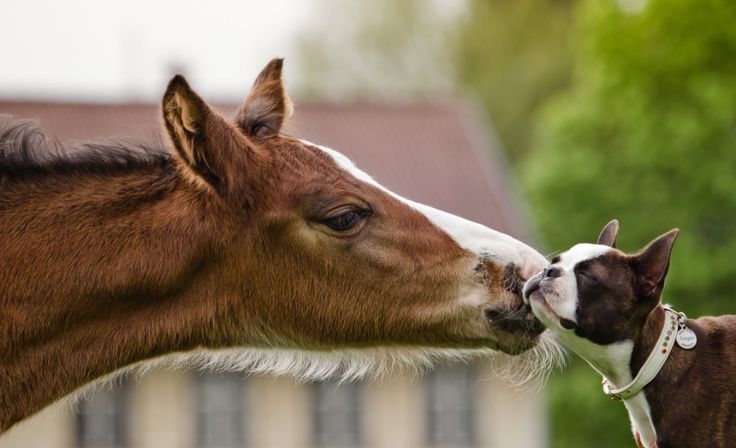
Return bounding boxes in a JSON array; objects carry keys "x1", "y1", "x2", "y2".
[{"x1": 602, "y1": 379, "x2": 622, "y2": 401}]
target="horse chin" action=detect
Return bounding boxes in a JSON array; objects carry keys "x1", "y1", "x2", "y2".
[
  {"x1": 482, "y1": 290, "x2": 546, "y2": 355},
  {"x1": 490, "y1": 327, "x2": 543, "y2": 355},
  {"x1": 466, "y1": 258, "x2": 545, "y2": 354}
]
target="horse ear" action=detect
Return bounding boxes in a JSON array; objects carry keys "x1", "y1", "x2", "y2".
[
  {"x1": 162, "y1": 75, "x2": 235, "y2": 191},
  {"x1": 236, "y1": 58, "x2": 293, "y2": 139},
  {"x1": 597, "y1": 219, "x2": 619, "y2": 247},
  {"x1": 633, "y1": 229, "x2": 679, "y2": 299}
]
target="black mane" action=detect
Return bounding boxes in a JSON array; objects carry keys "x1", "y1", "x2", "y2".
[{"x1": 0, "y1": 115, "x2": 171, "y2": 179}]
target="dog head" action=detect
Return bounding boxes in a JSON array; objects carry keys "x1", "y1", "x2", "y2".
[{"x1": 523, "y1": 220, "x2": 679, "y2": 349}]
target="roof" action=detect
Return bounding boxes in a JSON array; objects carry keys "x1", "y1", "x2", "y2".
[{"x1": 0, "y1": 100, "x2": 533, "y2": 240}]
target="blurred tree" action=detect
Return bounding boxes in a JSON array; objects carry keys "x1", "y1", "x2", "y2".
[
  {"x1": 454, "y1": 0, "x2": 576, "y2": 162},
  {"x1": 295, "y1": 0, "x2": 457, "y2": 99},
  {"x1": 525, "y1": 0, "x2": 736, "y2": 446},
  {"x1": 296, "y1": 0, "x2": 576, "y2": 162}
]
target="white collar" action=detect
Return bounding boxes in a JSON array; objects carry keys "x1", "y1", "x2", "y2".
[{"x1": 602, "y1": 308, "x2": 680, "y2": 400}]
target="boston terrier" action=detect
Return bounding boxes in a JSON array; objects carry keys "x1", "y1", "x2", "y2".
[{"x1": 523, "y1": 220, "x2": 736, "y2": 448}]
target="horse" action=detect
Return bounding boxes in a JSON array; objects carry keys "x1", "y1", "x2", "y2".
[{"x1": 0, "y1": 59, "x2": 553, "y2": 431}]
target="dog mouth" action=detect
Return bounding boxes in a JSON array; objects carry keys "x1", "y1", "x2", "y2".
[
  {"x1": 528, "y1": 292, "x2": 558, "y2": 319},
  {"x1": 524, "y1": 279, "x2": 578, "y2": 331}
]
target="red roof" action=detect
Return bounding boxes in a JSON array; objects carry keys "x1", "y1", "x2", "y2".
[{"x1": 0, "y1": 100, "x2": 534, "y2": 241}]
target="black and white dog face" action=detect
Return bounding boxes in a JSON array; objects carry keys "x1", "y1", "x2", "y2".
[{"x1": 523, "y1": 221, "x2": 679, "y2": 353}]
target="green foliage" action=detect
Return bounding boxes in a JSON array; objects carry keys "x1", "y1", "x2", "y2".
[
  {"x1": 526, "y1": 0, "x2": 736, "y2": 314},
  {"x1": 524, "y1": 0, "x2": 736, "y2": 446},
  {"x1": 548, "y1": 359, "x2": 633, "y2": 447}
]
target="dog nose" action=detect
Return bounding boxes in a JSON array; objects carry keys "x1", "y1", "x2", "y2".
[{"x1": 544, "y1": 267, "x2": 562, "y2": 278}]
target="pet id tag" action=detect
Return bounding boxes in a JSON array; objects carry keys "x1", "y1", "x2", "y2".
[
  {"x1": 676, "y1": 327, "x2": 697, "y2": 350},
  {"x1": 664, "y1": 305, "x2": 698, "y2": 350}
]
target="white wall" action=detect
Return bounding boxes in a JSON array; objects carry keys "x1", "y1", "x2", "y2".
[{"x1": 0, "y1": 363, "x2": 548, "y2": 448}]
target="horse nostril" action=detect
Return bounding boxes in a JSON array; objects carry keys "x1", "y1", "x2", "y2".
[{"x1": 545, "y1": 267, "x2": 562, "y2": 278}]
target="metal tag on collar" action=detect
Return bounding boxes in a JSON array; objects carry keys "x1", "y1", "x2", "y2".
[
  {"x1": 667, "y1": 306, "x2": 697, "y2": 350},
  {"x1": 676, "y1": 327, "x2": 697, "y2": 349}
]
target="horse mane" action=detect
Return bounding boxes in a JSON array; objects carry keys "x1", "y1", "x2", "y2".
[{"x1": 0, "y1": 114, "x2": 170, "y2": 179}]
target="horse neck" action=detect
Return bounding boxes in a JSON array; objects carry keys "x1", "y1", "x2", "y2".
[{"x1": 0, "y1": 167, "x2": 244, "y2": 430}]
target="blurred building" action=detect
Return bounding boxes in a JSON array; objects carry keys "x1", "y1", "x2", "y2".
[{"x1": 0, "y1": 101, "x2": 547, "y2": 448}]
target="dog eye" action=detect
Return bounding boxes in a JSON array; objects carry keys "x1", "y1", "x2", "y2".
[
  {"x1": 579, "y1": 271, "x2": 598, "y2": 283},
  {"x1": 321, "y1": 209, "x2": 371, "y2": 232}
]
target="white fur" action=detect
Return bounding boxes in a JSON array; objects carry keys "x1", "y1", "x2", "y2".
[
  {"x1": 548, "y1": 243, "x2": 612, "y2": 322},
  {"x1": 67, "y1": 337, "x2": 566, "y2": 407},
  {"x1": 623, "y1": 395, "x2": 657, "y2": 447},
  {"x1": 309, "y1": 141, "x2": 548, "y2": 272}
]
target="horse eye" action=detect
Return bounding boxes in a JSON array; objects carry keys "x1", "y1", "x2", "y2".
[{"x1": 321, "y1": 209, "x2": 369, "y2": 232}]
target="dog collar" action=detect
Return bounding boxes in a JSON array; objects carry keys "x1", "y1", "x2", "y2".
[{"x1": 602, "y1": 307, "x2": 685, "y2": 401}]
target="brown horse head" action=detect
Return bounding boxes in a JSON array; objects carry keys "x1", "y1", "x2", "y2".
[
  {"x1": 160, "y1": 59, "x2": 548, "y2": 357},
  {"x1": 0, "y1": 59, "x2": 552, "y2": 430}
]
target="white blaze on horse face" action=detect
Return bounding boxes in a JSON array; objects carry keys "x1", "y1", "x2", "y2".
[{"x1": 309, "y1": 141, "x2": 547, "y2": 276}]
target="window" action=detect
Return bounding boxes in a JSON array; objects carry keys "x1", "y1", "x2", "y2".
[
  {"x1": 76, "y1": 381, "x2": 129, "y2": 448},
  {"x1": 425, "y1": 364, "x2": 477, "y2": 447},
  {"x1": 194, "y1": 372, "x2": 247, "y2": 448},
  {"x1": 312, "y1": 380, "x2": 362, "y2": 446}
]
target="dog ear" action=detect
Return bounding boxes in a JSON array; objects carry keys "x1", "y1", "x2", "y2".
[
  {"x1": 236, "y1": 58, "x2": 293, "y2": 139},
  {"x1": 597, "y1": 219, "x2": 619, "y2": 247},
  {"x1": 633, "y1": 229, "x2": 679, "y2": 299}
]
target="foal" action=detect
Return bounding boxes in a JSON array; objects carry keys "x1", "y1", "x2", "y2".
[{"x1": 0, "y1": 59, "x2": 550, "y2": 430}]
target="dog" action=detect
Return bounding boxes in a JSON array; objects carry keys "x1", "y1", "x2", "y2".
[{"x1": 523, "y1": 220, "x2": 736, "y2": 448}]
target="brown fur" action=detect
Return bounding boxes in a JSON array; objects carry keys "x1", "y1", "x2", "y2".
[
  {"x1": 630, "y1": 307, "x2": 736, "y2": 447},
  {"x1": 0, "y1": 59, "x2": 542, "y2": 430}
]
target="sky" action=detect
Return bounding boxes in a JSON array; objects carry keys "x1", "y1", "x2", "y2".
[{"x1": 1, "y1": 0, "x2": 316, "y2": 101}]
